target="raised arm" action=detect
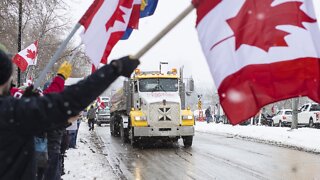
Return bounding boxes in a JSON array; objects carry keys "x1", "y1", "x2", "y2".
[{"x1": 0, "y1": 56, "x2": 139, "y2": 134}]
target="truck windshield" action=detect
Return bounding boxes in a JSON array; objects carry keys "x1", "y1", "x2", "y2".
[{"x1": 139, "y1": 78, "x2": 178, "y2": 92}]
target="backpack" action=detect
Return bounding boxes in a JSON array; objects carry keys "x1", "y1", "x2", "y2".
[{"x1": 34, "y1": 136, "x2": 48, "y2": 168}]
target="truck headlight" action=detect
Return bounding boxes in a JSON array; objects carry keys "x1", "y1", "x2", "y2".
[
  {"x1": 134, "y1": 116, "x2": 147, "y2": 121},
  {"x1": 182, "y1": 115, "x2": 193, "y2": 120}
]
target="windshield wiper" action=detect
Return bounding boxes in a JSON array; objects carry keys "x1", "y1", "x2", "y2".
[{"x1": 151, "y1": 84, "x2": 167, "y2": 92}]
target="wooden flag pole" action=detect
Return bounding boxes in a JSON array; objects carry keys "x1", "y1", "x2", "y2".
[
  {"x1": 132, "y1": 4, "x2": 195, "y2": 59},
  {"x1": 34, "y1": 23, "x2": 81, "y2": 88}
]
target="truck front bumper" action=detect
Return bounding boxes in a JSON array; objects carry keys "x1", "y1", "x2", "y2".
[
  {"x1": 133, "y1": 126, "x2": 194, "y2": 137},
  {"x1": 97, "y1": 117, "x2": 110, "y2": 124}
]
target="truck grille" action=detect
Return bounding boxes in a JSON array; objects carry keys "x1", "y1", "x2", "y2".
[{"x1": 149, "y1": 102, "x2": 180, "y2": 127}]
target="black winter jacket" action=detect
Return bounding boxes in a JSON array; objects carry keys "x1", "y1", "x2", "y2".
[
  {"x1": 0, "y1": 64, "x2": 119, "y2": 180},
  {"x1": 47, "y1": 128, "x2": 64, "y2": 154}
]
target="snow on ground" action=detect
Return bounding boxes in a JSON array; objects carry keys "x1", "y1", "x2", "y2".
[
  {"x1": 196, "y1": 121, "x2": 320, "y2": 153},
  {"x1": 62, "y1": 123, "x2": 117, "y2": 180},
  {"x1": 62, "y1": 121, "x2": 320, "y2": 179}
]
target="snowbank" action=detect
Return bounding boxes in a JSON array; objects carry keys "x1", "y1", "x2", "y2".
[
  {"x1": 195, "y1": 122, "x2": 320, "y2": 153},
  {"x1": 62, "y1": 123, "x2": 117, "y2": 180}
]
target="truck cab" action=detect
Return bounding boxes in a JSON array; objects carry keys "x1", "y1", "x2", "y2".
[{"x1": 110, "y1": 68, "x2": 195, "y2": 147}]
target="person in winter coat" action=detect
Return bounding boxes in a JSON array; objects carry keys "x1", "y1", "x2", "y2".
[
  {"x1": 11, "y1": 61, "x2": 72, "y2": 180},
  {"x1": 43, "y1": 62, "x2": 72, "y2": 180},
  {"x1": 0, "y1": 48, "x2": 140, "y2": 180},
  {"x1": 87, "y1": 105, "x2": 96, "y2": 131},
  {"x1": 205, "y1": 106, "x2": 212, "y2": 124}
]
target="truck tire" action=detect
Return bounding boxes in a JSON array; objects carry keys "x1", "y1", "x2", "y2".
[
  {"x1": 182, "y1": 136, "x2": 193, "y2": 148},
  {"x1": 110, "y1": 117, "x2": 114, "y2": 136},
  {"x1": 309, "y1": 118, "x2": 314, "y2": 128},
  {"x1": 120, "y1": 121, "x2": 129, "y2": 143},
  {"x1": 110, "y1": 115, "x2": 120, "y2": 137}
]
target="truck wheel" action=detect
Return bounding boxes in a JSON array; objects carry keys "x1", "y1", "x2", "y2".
[
  {"x1": 111, "y1": 115, "x2": 120, "y2": 137},
  {"x1": 182, "y1": 136, "x2": 193, "y2": 148},
  {"x1": 110, "y1": 118, "x2": 114, "y2": 136},
  {"x1": 120, "y1": 122, "x2": 129, "y2": 143},
  {"x1": 309, "y1": 118, "x2": 314, "y2": 128},
  {"x1": 97, "y1": 122, "x2": 102, "y2": 127},
  {"x1": 110, "y1": 126, "x2": 114, "y2": 136}
]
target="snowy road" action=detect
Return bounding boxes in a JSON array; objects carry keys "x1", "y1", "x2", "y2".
[{"x1": 93, "y1": 125, "x2": 320, "y2": 180}]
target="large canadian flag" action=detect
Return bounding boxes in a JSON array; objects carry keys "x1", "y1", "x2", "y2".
[
  {"x1": 79, "y1": 0, "x2": 139, "y2": 68},
  {"x1": 12, "y1": 41, "x2": 38, "y2": 72},
  {"x1": 193, "y1": 0, "x2": 320, "y2": 125}
]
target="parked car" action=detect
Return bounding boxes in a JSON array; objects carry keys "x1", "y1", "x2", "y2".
[
  {"x1": 272, "y1": 109, "x2": 292, "y2": 127},
  {"x1": 96, "y1": 107, "x2": 111, "y2": 126},
  {"x1": 298, "y1": 103, "x2": 320, "y2": 127}
]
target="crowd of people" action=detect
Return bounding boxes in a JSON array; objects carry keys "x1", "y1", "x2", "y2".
[{"x1": 0, "y1": 43, "x2": 140, "y2": 180}]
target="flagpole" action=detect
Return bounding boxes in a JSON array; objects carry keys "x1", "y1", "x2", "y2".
[
  {"x1": 132, "y1": 4, "x2": 195, "y2": 59},
  {"x1": 68, "y1": 44, "x2": 82, "y2": 66},
  {"x1": 17, "y1": 0, "x2": 22, "y2": 86},
  {"x1": 34, "y1": 23, "x2": 81, "y2": 88}
]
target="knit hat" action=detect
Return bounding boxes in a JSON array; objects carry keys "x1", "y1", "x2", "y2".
[{"x1": 0, "y1": 48, "x2": 13, "y2": 85}]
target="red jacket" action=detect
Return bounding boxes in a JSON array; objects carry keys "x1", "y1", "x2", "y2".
[
  {"x1": 10, "y1": 75, "x2": 65, "y2": 98},
  {"x1": 43, "y1": 75, "x2": 65, "y2": 94}
]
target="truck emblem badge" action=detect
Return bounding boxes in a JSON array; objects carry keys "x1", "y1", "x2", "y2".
[
  {"x1": 158, "y1": 108, "x2": 171, "y2": 121},
  {"x1": 163, "y1": 99, "x2": 166, "y2": 106}
]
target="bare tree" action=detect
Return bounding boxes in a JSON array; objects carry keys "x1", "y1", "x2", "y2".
[{"x1": 0, "y1": 0, "x2": 90, "y2": 86}]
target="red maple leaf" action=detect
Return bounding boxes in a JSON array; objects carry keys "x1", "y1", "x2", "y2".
[
  {"x1": 26, "y1": 49, "x2": 37, "y2": 60},
  {"x1": 105, "y1": 0, "x2": 134, "y2": 32},
  {"x1": 105, "y1": 7, "x2": 126, "y2": 31},
  {"x1": 211, "y1": 0, "x2": 316, "y2": 52}
]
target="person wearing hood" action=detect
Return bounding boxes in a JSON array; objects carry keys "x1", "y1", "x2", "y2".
[{"x1": 0, "y1": 47, "x2": 140, "y2": 180}]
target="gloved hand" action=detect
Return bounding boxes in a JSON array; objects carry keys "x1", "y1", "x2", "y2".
[
  {"x1": 110, "y1": 56, "x2": 140, "y2": 78},
  {"x1": 57, "y1": 61, "x2": 72, "y2": 79}
]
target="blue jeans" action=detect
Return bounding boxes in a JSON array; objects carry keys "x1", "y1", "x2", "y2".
[
  {"x1": 44, "y1": 152, "x2": 61, "y2": 180},
  {"x1": 68, "y1": 130, "x2": 77, "y2": 148}
]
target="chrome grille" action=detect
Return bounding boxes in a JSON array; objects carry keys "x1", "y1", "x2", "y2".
[{"x1": 148, "y1": 102, "x2": 180, "y2": 127}]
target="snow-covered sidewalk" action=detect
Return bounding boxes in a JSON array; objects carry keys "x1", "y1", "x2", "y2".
[
  {"x1": 62, "y1": 123, "x2": 117, "y2": 180},
  {"x1": 196, "y1": 122, "x2": 320, "y2": 153}
]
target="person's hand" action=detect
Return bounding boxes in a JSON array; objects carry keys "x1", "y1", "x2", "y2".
[
  {"x1": 57, "y1": 61, "x2": 72, "y2": 79},
  {"x1": 68, "y1": 114, "x2": 80, "y2": 124},
  {"x1": 110, "y1": 56, "x2": 140, "y2": 78}
]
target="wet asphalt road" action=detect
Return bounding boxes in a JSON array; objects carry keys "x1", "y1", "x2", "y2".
[{"x1": 94, "y1": 125, "x2": 320, "y2": 180}]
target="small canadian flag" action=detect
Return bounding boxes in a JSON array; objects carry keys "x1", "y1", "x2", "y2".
[{"x1": 12, "y1": 41, "x2": 38, "y2": 72}]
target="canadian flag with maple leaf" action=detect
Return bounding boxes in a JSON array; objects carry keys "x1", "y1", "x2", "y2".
[
  {"x1": 97, "y1": 97, "x2": 106, "y2": 109},
  {"x1": 79, "y1": 0, "x2": 141, "y2": 69},
  {"x1": 193, "y1": 0, "x2": 320, "y2": 125},
  {"x1": 12, "y1": 41, "x2": 38, "y2": 72}
]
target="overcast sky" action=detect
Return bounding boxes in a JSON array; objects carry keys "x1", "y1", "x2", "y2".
[{"x1": 66, "y1": 0, "x2": 320, "y2": 91}]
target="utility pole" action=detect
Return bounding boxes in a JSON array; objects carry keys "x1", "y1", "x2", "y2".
[
  {"x1": 291, "y1": 97, "x2": 299, "y2": 129},
  {"x1": 17, "y1": 0, "x2": 22, "y2": 86}
]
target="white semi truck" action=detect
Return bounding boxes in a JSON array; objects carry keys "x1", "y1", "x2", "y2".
[{"x1": 110, "y1": 67, "x2": 195, "y2": 147}]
